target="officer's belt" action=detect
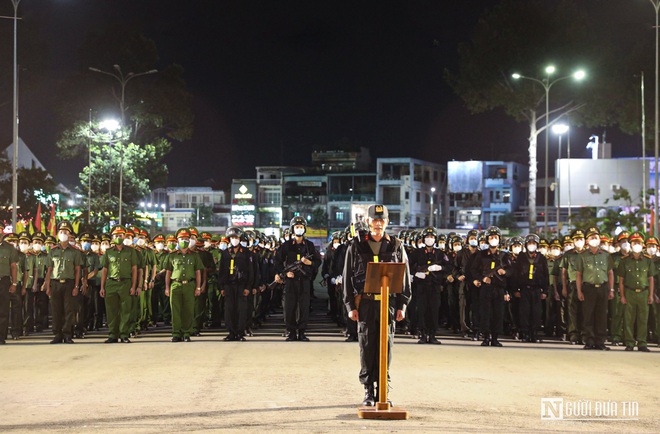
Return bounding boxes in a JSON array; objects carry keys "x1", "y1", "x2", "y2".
[
  {"x1": 583, "y1": 282, "x2": 607, "y2": 288},
  {"x1": 109, "y1": 277, "x2": 128, "y2": 281},
  {"x1": 361, "y1": 293, "x2": 382, "y2": 301},
  {"x1": 172, "y1": 279, "x2": 191, "y2": 284},
  {"x1": 56, "y1": 279, "x2": 73, "y2": 283},
  {"x1": 625, "y1": 287, "x2": 648, "y2": 293}
]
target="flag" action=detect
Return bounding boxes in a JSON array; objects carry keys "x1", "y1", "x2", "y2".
[
  {"x1": 35, "y1": 203, "x2": 42, "y2": 234},
  {"x1": 47, "y1": 203, "x2": 57, "y2": 236},
  {"x1": 28, "y1": 220, "x2": 35, "y2": 235},
  {"x1": 16, "y1": 220, "x2": 25, "y2": 234},
  {"x1": 72, "y1": 220, "x2": 80, "y2": 235}
]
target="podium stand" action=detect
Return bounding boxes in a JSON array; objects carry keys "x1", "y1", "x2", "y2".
[{"x1": 357, "y1": 262, "x2": 409, "y2": 420}]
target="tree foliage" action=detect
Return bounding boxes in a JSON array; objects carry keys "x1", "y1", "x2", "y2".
[{"x1": 0, "y1": 157, "x2": 58, "y2": 224}]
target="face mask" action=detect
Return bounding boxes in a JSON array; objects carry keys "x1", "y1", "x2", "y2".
[
  {"x1": 527, "y1": 244, "x2": 537, "y2": 252},
  {"x1": 294, "y1": 228, "x2": 305, "y2": 237},
  {"x1": 179, "y1": 239, "x2": 190, "y2": 249},
  {"x1": 479, "y1": 244, "x2": 489, "y2": 251},
  {"x1": 205, "y1": 241, "x2": 212, "y2": 249},
  {"x1": 167, "y1": 242, "x2": 177, "y2": 251},
  {"x1": 137, "y1": 238, "x2": 146, "y2": 247},
  {"x1": 453, "y1": 245, "x2": 462, "y2": 252},
  {"x1": 113, "y1": 237, "x2": 123, "y2": 245},
  {"x1": 539, "y1": 248, "x2": 547, "y2": 256},
  {"x1": 240, "y1": 241, "x2": 248, "y2": 247},
  {"x1": 189, "y1": 239, "x2": 196, "y2": 248},
  {"x1": 574, "y1": 239, "x2": 585, "y2": 249},
  {"x1": 155, "y1": 243, "x2": 164, "y2": 251},
  {"x1": 91, "y1": 244, "x2": 100, "y2": 253},
  {"x1": 101, "y1": 244, "x2": 109, "y2": 253},
  {"x1": 551, "y1": 249, "x2": 561, "y2": 257},
  {"x1": 58, "y1": 232, "x2": 68, "y2": 243},
  {"x1": 564, "y1": 245, "x2": 574, "y2": 252},
  {"x1": 438, "y1": 243, "x2": 446, "y2": 250},
  {"x1": 468, "y1": 239, "x2": 478, "y2": 247},
  {"x1": 32, "y1": 243, "x2": 42, "y2": 252},
  {"x1": 512, "y1": 246, "x2": 522, "y2": 255},
  {"x1": 332, "y1": 242, "x2": 340, "y2": 249},
  {"x1": 631, "y1": 244, "x2": 644, "y2": 254},
  {"x1": 81, "y1": 242, "x2": 91, "y2": 251},
  {"x1": 417, "y1": 243, "x2": 425, "y2": 249},
  {"x1": 588, "y1": 239, "x2": 600, "y2": 248},
  {"x1": 219, "y1": 242, "x2": 228, "y2": 250},
  {"x1": 619, "y1": 242, "x2": 630, "y2": 252},
  {"x1": 609, "y1": 246, "x2": 616, "y2": 254},
  {"x1": 647, "y1": 246, "x2": 657, "y2": 256},
  {"x1": 230, "y1": 238, "x2": 241, "y2": 247},
  {"x1": 488, "y1": 238, "x2": 499, "y2": 247},
  {"x1": 123, "y1": 238, "x2": 133, "y2": 246},
  {"x1": 19, "y1": 243, "x2": 29, "y2": 253},
  {"x1": 284, "y1": 236, "x2": 290, "y2": 242},
  {"x1": 424, "y1": 237, "x2": 435, "y2": 247}
]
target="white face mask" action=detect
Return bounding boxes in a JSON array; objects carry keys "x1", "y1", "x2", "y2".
[
  {"x1": 137, "y1": 238, "x2": 146, "y2": 247},
  {"x1": 438, "y1": 243, "x2": 446, "y2": 250},
  {"x1": 123, "y1": 238, "x2": 133, "y2": 246},
  {"x1": 512, "y1": 246, "x2": 522, "y2": 255},
  {"x1": 588, "y1": 239, "x2": 600, "y2": 248},
  {"x1": 488, "y1": 238, "x2": 499, "y2": 247},
  {"x1": 417, "y1": 242, "x2": 425, "y2": 249},
  {"x1": 527, "y1": 244, "x2": 537, "y2": 252},
  {"x1": 468, "y1": 239, "x2": 478, "y2": 247},
  {"x1": 564, "y1": 245, "x2": 574, "y2": 252},
  {"x1": 219, "y1": 242, "x2": 228, "y2": 250},
  {"x1": 609, "y1": 246, "x2": 616, "y2": 254},
  {"x1": 332, "y1": 242, "x2": 340, "y2": 249},
  {"x1": 240, "y1": 241, "x2": 248, "y2": 247},
  {"x1": 32, "y1": 243, "x2": 42, "y2": 252},
  {"x1": 204, "y1": 241, "x2": 212, "y2": 249},
  {"x1": 155, "y1": 243, "x2": 164, "y2": 251},
  {"x1": 453, "y1": 245, "x2": 462, "y2": 252},
  {"x1": 647, "y1": 246, "x2": 658, "y2": 256},
  {"x1": 479, "y1": 244, "x2": 489, "y2": 251},
  {"x1": 91, "y1": 244, "x2": 100, "y2": 253},
  {"x1": 574, "y1": 239, "x2": 585, "y2": 249},
  {"x1": 539, "y1": 247, "x2": 547, "y2": 256},
  {"x1": 230, "y1": 238, "x2": 240, "y2": 247},
  {"x1": 550, "y1": 249, "x2": 561, "y2": 257},
  {"x1": 58, "y1": 232, "x2": 69, "y2": 243},
  {"x1": 189, "y1": 238, "x2": 196, "y2": 248},
  {"x1": 424, "y1": 237, "x2": 435, "y2": 247},
  {"x1": 294, "y1": 228, "x2": 305, "y2": 237},
  {"x1": 619, "y1": 241, "x2": 630, "y2": 252},
  {"x1": 631, "y1": 244, "x2": 644, "y2": 254},
  {"x1": 19, "y1": 243, "x2": 29, "y2": 253},
  {"x1": 101, "y1": 244, "x2": 109, "y2": 253}
]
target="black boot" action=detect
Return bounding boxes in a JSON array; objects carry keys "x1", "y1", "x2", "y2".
[
  {"x1": 417, "y1": 333, "x2": 427, "y2": 344},
  {"x1": 428, "y1": 335, "x2": 442, "y2": 345},
  {"x1": 298, "y1": 331, "x2": 310, "y2": 341},
  {"x1": 481, "y1": 337, "x2": 491, "y2": 346},
  {"x1": 286, "y1": 331, "x2": 297, "y2": 341},
  {"x1": 490, "y1": 334, "x2": 503, "y2": 347},
  {"x1": 362, "y1": 384, "x2": 375, "y2": 407}
]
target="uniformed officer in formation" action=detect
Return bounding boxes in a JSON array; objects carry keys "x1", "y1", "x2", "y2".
[
  {"x1": 342, "y1": 204, "x2": 411, "y2": 407},
  {"x1": 0, "y1": 224, "x2": 19, "y2": 344},
  {"x1": 163, "y1": 228, "x2": 204, "y2": 342},
  {"x1": 560, "y1": 229, "x2": 585, "y2": 344},
  {"x1": 274, "y1": 216, "x2": 321, "y2": 342},
  {"x1": 576, "y1": 227, "x2": 614, "y2": 350},
  {"x1": 100, "y1": 225, "x2": 139, "y2": 343},
  {"x1": 45, "y1": 221, "x2": 83, "y2": 344},
  {"x1": 617, "y1": 232, "x2": 655, "y2": 352}
]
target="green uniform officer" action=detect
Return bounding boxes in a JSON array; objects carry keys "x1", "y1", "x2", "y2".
[
  {"x1": 646, "y1": 237, "x2": 660, "y2": 347},
  {"x1": 609, "y1": 232, "x2": 630, "y2": 345},
  {"x1": 134, "y1": 228, "x2": 156, "y2": 330},
  {"x1": 617, "y1": 232, "x2": 655, "y2": 352},
  {"x1": 100, "y1": 225, "x2": 139, "y2": 343},
  {"x1": 560, "y1": 230, "x2": 586, "y2": 344},
  {"x1": 44, "y1": 221, "x2": 83, "y2": 344},
  {"x1": 0, "y1": 224, "x2": 19, "y2": 344},
  {"x1": 163, "y1": 228, "x2": 203, "y2": 342},
  {"x1": 192, "y1": 230, "x2": 215, "y2": 335},
  {"x1": 576, "y1": 227, "x2": 614, "y2": 350}
]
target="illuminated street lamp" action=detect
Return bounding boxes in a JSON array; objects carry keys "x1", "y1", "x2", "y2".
[
  {"x1": 645, "y1": 0, "x2": 660, "y2": 235},
  {"x1": 429, "y1": 187, "x2": 436, "y2": 227},
  {"x1": 512, "y1": 67, "x2": 586, "y2": 234},
  {"x1": 99, "y1": 119, "x2": 124, "y2": 224},
  {"x1": 552, "y1": 123, "x2": 569, "y2": 233}
]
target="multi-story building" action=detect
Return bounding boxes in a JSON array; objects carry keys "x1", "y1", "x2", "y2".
[
  {"x1": 376, "y1": 158, "x2": 447, "y2": 229},
  {"x1": 150, "y1": 187, "x2": 228, "y2": 232}
]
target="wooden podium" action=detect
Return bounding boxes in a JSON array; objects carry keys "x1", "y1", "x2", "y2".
[{"x1": 357, "y1": 262, "x2": 409, "y2": 420}]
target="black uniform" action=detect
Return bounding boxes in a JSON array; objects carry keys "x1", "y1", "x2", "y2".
[
  {"x1": 342, "y1": 233, "x2": 411, "y2": 387},
  {"x1": 470, "y1": 248, "x2": 512, "y2": 343},
  {"x1": 511, "y1": 251, "x2": 549, "y2": 341},
  {"x1": 218, "y1": 245, "x2": 254, "y2": 339}
]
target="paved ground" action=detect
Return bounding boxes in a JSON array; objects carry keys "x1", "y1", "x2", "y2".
[{"x1": 1, "y1": 327, "x2": 659, "y2": 433}]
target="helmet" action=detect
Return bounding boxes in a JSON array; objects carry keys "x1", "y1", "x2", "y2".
[
  {"x1": 226, "y1": 227, "x2": 243, "y2": 238},
  {"x1": 421, "y1": 227, "x2": 437, "y2": 239},
  {"x1": 467, "y1": 229, "x2": 479, "y2": 239},
  {"x1": 525, "y1": 234, "x2": 540, "y2": 245},
  {"x1": 290, "y1": 216, "x2": 307, "y2": 235},
  {"x1": 451, "y1": 236, "x2": 463, "y2": 246},
  {"x1": 508, "y1": 236, "x2": 523, "y2": 247},
  {"x1": 485, "y1": 226, "x2": 501, "y2": 238}
]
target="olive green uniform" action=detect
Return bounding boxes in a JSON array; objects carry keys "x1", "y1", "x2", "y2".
[
  {"x1": 33, "y1": 251, "x2": 51, "y2": 331},
  {"x1": 193, "y1": 248, "x2": 215, "y2": 333},
  {"x1": 0, "y1": 242, "x2": 19, "y2": 343},
  {"x1": 609, "y1": 251, "x2": 626, "y2": 342},
  {"x1": 576, "y1": 249, "x2": 614, "y2": 347},
  {"x1": 138, "y1": 247, "x2": 156, "y2": 329},
  {"x1": 617, "y1": 254, "x2": 655, "y2": 348},
  {"x1": 22, "y1": 252, "x2": 37, "y2": 335},
  {"x1": 560, "y1": 249, "x2": 583, "y2": 342},
  {"x1": 101, "y1": 245, "x2": 139, "y2": 340},
  {"x1": 130, "y1": 247, "x2": 145, "y2": 334},
  {"x1": 163, "y1": 250, "x2": 204, "y2": 339},
  {"x1": 152, "y1": 250, "x2": 170, "y2": 324},
  {"x1": 47, "y1": 244, "x2": 83, "y2": 341}
]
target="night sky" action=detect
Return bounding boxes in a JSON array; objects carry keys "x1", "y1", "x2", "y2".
[{"x1": 0, "y1": 1, "x2": 652, "y2": 191}]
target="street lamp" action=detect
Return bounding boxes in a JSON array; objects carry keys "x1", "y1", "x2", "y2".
[
  {"x1": 8, "y1": 0, "x2": 21, "y2": 229},
  {"x1": 512, "y1": 67, "x2": 586, "y2": 235},
  {"x1": 99, "y1": 119, "x2": 123, "y2": 224},
  {"x1": 646, "y1": 0, "x2": 660, "y2": 235},
  {"x1": 552, "y1": 123, "x2": 569, "y2": 234},
  {"x1": 429, "y1": 187, "x2": 436, "y2": 227}
]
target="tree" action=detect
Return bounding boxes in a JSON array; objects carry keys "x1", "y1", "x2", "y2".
[
  {"x1": 190, "y1": 205, "x2": 214, "y2": 227},
  {"x1": 0, "y1": 157, "x2": 58, "y2": 224},
  {"x1": 446, "y1": 0, "x2": 635, "y2": 232},
  {"x1": 54, "y1": 25, "x2": 193, "y2": 229},
  {"x1": 571, "y1": 188, "x2": 649, "y2": 235}
]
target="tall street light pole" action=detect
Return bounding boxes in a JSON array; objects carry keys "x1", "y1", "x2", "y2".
[
  {"x1": 430, "y1": 187, "x2": 436, "y2": 227},
  {"x1": 552, "y1": 123, "x2": 569, "y2": 234},
  {"x1": 89, "y1": 65, "x2": 157, "y2": 225},
  {"x1": 10, "y1": 0, "x2": 21, "y2": 229},
  {"x1": 649, "y1": 0, "x2": 660, "y2": 236},
  {"x1": 512, "y1": 67, "x2": 586, "y2": 235}
]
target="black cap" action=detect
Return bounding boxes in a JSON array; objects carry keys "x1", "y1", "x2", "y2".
[{"x1": 367, "y1": 204, "x2": 388, "y2": 219}]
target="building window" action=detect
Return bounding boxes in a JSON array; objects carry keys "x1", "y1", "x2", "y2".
[
  {"x1": 336, "y1": 211, "x2": 345, "y2": 221},
  {"x1": 405, "y1": 191, "x2": 409, "y2": 200},
  {"x1": 416, "y1": 191, "x2": 421, "y2": 202}
]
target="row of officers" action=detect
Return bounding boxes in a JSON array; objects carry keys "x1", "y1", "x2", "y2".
[
  {"x1": 323, "y1": 224, "x2": 659, "y2": 352},
  {"x1": 0, "y1": 219, "x2": 322, "y2": 344}
]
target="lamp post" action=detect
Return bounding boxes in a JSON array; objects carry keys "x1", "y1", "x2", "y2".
[
  {"x1": 89, "y1": 65, "x2": 157, "y2": 225},
  {"x1": 9, "y1": 0, "x2": 21, "y2": 229},
  {"x1": 552, "y1": 123, "x2": 569, "y2": 234},
  {"x1": 99, "y1": 119, "x2": 122, "y2": 224},
  {"x1": 512, "y1": 67, "x2": 586, "y2": 235},
  {"x1": 429, "y1": 187, "x2": 436, "y2": 227},
  {"x1": 647, "y1": 0, "x2": 660, "y2": 235}
]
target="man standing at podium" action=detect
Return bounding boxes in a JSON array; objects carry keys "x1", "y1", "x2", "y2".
[{"x1": 342, "y1": 204, "x2": 412, "y2": 407}]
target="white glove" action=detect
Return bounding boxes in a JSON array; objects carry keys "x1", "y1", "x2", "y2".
[
  {"x1": 330, "y1": 278, "x2": 336, "y2": 284},
  {"x1": 335, "y1": 275, "x2": 343, "y2": 284},
  {"x1": 415, "y1": 272, "x2": 427, "y2": 280},
  {"x1": 428, "y1": 264, "x2": 442, "y2": 272}
]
